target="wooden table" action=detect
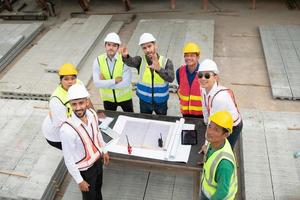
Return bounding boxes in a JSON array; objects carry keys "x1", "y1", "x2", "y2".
[{"x1": 97, "y1": 110, "x2": 206, "y2": 200}]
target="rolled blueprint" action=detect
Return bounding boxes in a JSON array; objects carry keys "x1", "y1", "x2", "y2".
[{"x1": 165, "y1": 118, "x2": 185, "y2": 160}]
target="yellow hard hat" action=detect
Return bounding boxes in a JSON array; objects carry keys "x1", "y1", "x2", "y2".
[
  {"x1": 58, "y1": 63, "x2": 78, "y2": 76},
  {"x1": 183, "y1": 42, "x2": 200, "y2": 55},
  {"x1": 209, "y1": 111, "x2": 233, "y2": 134}
]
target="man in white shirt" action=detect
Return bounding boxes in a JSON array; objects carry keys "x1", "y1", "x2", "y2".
[
  {"x1": 198, "y1": 59, "x2": 243, "y2": 150},
  {"x1": 60, "y1": 84, "x2": 109, "y2": 200},
  {"x1": 93, "y1": 32, "x2": 133, "y2": 112}
]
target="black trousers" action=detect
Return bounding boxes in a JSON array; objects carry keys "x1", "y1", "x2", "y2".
[
  {"x1": 80, "y1": 159, "x2": 103, "y2": 200},
  {"x1": 227, "y1": 120, "x2": 243, "y2": 149},
  {"x1": 46, "y1": 139, "x2": 62, "y2": 150},
  {"x1": 103, "y1": 99, "x2": 133, "y2": 112},
  {"x1": 182, "y1": 114, "x2": 203, "y2": 119}
]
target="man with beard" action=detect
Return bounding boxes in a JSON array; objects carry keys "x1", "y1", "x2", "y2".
[
  {"x1": 93, "y1": 32, "x2": 133, "y2": 112},
  {"x1": 60, "y1": 84, "x2": 109, "y2": 200},
  {"x1": 121, "y1": 33, "x2": 174, "y2": 115}
]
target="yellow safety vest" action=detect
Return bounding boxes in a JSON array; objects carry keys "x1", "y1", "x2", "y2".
[
  {"x1": 136, "y1": 55, "x2": 169, "y2": 103},
  {"x1": 201, "y1": 139, "x2": 238, "y2": 200},
  {"x1": 50, "y1": 79, "x2": 81, "y2": 117},
  {"x1": 98, "y1": 53, "x2": 132, "y2": 103}
]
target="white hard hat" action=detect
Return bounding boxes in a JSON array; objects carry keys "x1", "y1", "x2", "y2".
[
  {"x1": 104, "y1": 32, "x2": 121, "y2": 45},
  {"x1": 139, "y1": 33, "x2": 156, "y2": 45},
  {"x1": 198, "y1": 59, "x2": 219, "y2": 74},
  {"x1": 67, "y1": 84, "x2": 90, "y2": 101}
]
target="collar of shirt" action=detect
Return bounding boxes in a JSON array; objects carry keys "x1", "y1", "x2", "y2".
[
  {"x1": 70, "y1": 109, "x2": 93, "y2": 128},
  {"x1": 185, "y1": 63, "x2": 199, "y2": 75},
  {"x1": 204, "y1": 82, "x2": 219, "y2": 96}
]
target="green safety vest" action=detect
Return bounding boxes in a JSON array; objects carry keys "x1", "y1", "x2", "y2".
[
  {"x1": 98, "y1": 53, "x2": 132, "y2": 103},
  {"x1": 50, "y1": 79, "x2": 81, "y2": 117},
  {"x1": 201, "y1": 139, "x2": 238, "y2": 200}
]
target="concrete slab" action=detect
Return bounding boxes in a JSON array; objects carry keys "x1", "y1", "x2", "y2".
[
  {"x1": 259, "y1": 25, "x2": 300, "y2": 100},
  {"x1": 241, "y1": 109, "x2": 300, "y2": 200}
]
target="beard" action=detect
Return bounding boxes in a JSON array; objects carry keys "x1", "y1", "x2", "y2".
[{"x1": 74, "y1": 109, "x2": 86, "y2": 119}]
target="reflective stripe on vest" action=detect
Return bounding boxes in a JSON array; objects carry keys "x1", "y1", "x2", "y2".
[
  {"x1": 201, "y1": 140, "x2": 238, "y2": 200},
  {"x1": 98, "y1": 53, "x2": 132, "y2": 103},
  {"x1": 50, "y1": 79, "x2": 81, "y2": 117},
  {"x1": 206, "y1": 86, "x2": 241, "y2": 126},
  {"x1": 64, "y1": 109, "x2": 103, "y2": 170},
  {"x1": 136, "y1": 55, "x2": 169, "y2": 103},
  {"x1": 178, "y1": 65, "x2": 203, "y2": 116}
]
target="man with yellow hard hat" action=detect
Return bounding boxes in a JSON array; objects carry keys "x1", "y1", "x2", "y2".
[
  {"x1": 200, "y1": 111, "x2": 237, "y2": 200},
  {"x1": 42, "y1": 63, "x2": 93, "y2": 149},
  {"x1": 176, "y1": 42, "x2": 203, "y2": 118}
]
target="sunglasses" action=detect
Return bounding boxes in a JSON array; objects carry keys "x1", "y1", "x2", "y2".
[{"x1": 198, "y1": 72, "x2": 214, "y2": 79}]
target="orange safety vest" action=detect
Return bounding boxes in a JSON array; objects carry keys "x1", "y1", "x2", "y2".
[
  {"x1": 178, "y1": 65, "x2": 203, "y2": 116},
  {"x1": 206, "y1": 86, "x2": 241, "y2": 126},
  {"x1": 64, "y1": 109, "x2": 103, "y2": 170}
]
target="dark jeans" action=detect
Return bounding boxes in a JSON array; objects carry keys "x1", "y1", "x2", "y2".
[
  {"x1": 80, "y1": 159, "x2": 103, "y2": 200},
  {"x1": 182, "y1": 114, "x2": 203, "y2": 119},
  {"x1": 103, "y1": 99, "x2": 133, "y2": 112},
  {"x1": 228, "y1": 120, "x2": 243, "y2": 149},
  {"x1": 200, "y1": 190, "x2": 209, "y2": 200},
  {"x1": 139, "y1": 99, "x2": 168, "y2": 115},
  {"x1": 46, "y1": 139, "x2": 62, "y2": 150}
]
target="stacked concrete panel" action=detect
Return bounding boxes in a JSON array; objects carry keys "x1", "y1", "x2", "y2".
[
  {"x1": 241, "y1": 109, "x2": 300, "y2": 199},
  {"x1": 260, "y1": 25, "x2": 300, "y2": 100},
  {"x1": 0, "y1": 99, "x2": 66, "y2": 200},
  {"x1": 0, "y1": 15, "x2": 112, "y2": 101},
  {"x1": 0, "y1": 22, "x2": 43, "y2": 71}
]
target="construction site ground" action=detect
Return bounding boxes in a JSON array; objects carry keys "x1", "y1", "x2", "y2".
[{"x1": 1, "y1": 0, "x2": 300, "y2": 199}]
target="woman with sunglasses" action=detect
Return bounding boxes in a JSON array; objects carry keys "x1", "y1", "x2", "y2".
[{"x1": 198, "y1": 59, "x2": 243, "y2": 150}]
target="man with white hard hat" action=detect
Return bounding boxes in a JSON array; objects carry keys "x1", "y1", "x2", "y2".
[
  {"x1": 93, "y1": 32, "x2": 133, "y2": 112},
  {"x1": 60, "y1": 84, "x2": 109, "y2": 200},
  {"x1": 197, "y1": 59, "x2": 243, "y2": 151},
  {"x1": 120, "y1": 33, "x2": 174, "y2": 115}
]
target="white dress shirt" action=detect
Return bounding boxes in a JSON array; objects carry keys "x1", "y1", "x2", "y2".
[
  {"x1": 42, "y1": 97, "x2": 67, "y2": 142},
  {"x1": 60, "y1": 109, "x2": 106, "y2": 184},
  {"x1": 92, "y1": 53, "x2": 132, "y2": 89},
  {"x1": 201, "y1": 82, "x2": 241, "y2": 126},
  {"x1": 42, "y1": 81, "x2": 85, "y2": 142}
]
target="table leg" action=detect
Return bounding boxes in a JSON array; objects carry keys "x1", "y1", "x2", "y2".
[
  {"x1": 252, "y1": 0, "x2": 256, "y2": 9},
  {"x1": 203, "y1": 0, "x2": 208, "y2": 10},
  {"x1": 193, "y1": 171, "x2": 201, "y2": 200},
  {"x1": 171, "y1": 0, "x2": 176, "y2": 9}
]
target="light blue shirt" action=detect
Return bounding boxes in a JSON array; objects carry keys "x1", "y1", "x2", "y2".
[{"x1": 92, "y1": 53, "x2": 132, "y2": 89}]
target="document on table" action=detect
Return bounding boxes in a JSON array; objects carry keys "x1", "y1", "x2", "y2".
[
  {"x1": 117, "y1": 119, "x2": 172, "y2": 150},
  {"x1": 105, "y1": 115, "x2": 195, "y2": 163}
]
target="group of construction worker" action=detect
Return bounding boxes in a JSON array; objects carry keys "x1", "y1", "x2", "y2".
[{"x1": 42, "y1": 31, "x2": 243, "y2": 200}]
